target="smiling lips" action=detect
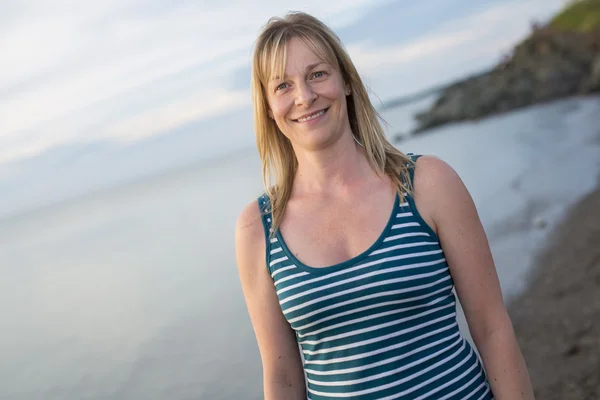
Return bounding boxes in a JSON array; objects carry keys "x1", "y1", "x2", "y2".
[{"x1": 294, "y1": 108, "x2": 328, "y2": 123}]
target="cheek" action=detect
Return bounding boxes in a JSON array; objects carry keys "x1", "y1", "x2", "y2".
[
  {"x1": 269, "y1": 99, "x2": 292, "y2": 120},
  {"x1": 324, "y1": 84, "x2": 346, "y2": 105}
]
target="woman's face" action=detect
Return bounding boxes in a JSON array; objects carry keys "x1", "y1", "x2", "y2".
[{"x1": 266, "y1": 37, "x2": 351, "y2": 151}]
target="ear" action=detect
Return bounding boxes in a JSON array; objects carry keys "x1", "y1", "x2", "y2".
[
  {"x1": 344, "y1": 83, "x2": 352, "y2": 96},
  {"x1": 268, "y1": 109, "x2": 274, "y2": 119}
]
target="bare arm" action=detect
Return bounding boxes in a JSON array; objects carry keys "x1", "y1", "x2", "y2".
[
  {"x1": 235, "y1": 202, "x2": 306, "y2": 399},
  {"x1": 412, "y1": 156, "x2": 534, "y2": 399}
]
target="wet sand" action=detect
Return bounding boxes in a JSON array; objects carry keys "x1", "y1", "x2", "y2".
[{"x1": 507, "y1": 184, "x2": 600, "y2": 400}]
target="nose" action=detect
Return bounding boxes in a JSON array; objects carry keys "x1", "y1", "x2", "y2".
[{"x1": 294, "y1": 82, "x2": 317, "y2": 107}]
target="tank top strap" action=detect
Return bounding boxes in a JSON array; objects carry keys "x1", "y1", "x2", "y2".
[
  {"x1": 257, "y1": 193, "x2": 275, "y2": 271},
  {"x1": 405, "y1": 152, "x2": 422, "y2": 186}
]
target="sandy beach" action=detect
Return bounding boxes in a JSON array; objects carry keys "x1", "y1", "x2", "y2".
[{"x1": 508, "y1": 182, "x2": 600, "y2": 400}]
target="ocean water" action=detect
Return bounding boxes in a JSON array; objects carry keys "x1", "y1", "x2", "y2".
[{"x1": 1, "y1": 95, "x2": 599, "y2": 399}]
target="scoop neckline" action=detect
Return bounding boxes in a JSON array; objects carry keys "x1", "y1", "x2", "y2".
[{"x1": 274, "y1": 192, "x2": 400, "y2": 274}]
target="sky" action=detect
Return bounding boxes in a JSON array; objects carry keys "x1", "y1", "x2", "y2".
[{"x1": 0, "y1": 0, "x2": 567, "y2": 218}]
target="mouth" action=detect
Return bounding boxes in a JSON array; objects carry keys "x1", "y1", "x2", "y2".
[{"x1": 293, "y1": 107, "x2": 329, "y2": 123}]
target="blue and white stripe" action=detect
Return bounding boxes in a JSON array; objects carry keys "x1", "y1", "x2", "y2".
[{"x1": 259, "y1": 189, "x2": 493, "y2": 399}]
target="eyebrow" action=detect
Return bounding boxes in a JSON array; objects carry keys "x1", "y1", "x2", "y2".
[
  {"x1": 270, "y1": 61, "x2": 328, "y2": 82},
  {"x1": 305, "y1": 62, "x2": 326, "y2": 71}
]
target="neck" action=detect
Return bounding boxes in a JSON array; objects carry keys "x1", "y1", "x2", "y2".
[{"x1": 292, "y1": 131, "x2": 379, "y2": 197}]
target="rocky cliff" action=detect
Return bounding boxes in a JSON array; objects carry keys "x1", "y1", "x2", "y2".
[{"x1": 413, "y1": 20, "x2": 600, "y2": 132}]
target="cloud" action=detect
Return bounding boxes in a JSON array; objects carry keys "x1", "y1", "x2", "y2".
[
  {"x1": 347, "y1": 31, "x2": 475, "y2": 76},
  {"x1": 103, "y1": 89, "x2": 250, "y2": 142},
  {"x1": 0, "y1": 0, "x2": 571, "y2": 218},
  {"x1": 0, "y1": 0, "x2": 381, "y2": 165},
  {"x1": 346, "y1": 0, "x2": 567, "y2": 98},
  {"x1": 0, "y1": 0, "x2": 566, "y2": 166}
]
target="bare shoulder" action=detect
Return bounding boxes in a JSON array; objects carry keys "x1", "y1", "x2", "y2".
[
  {"x1": 236, "y1": 198, "x2": 264, "y2": 238},
  {"x1": 412, "y1": 155, "x2": 474, "y2": 232},
  {"x1": 413, "y1": 155, "x2": 464, "y2": 195},
  {"x1": 235, "y1": 199, "x2": 266, "y2": 274}
]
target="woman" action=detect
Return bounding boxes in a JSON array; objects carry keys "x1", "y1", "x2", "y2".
[{"x1": 235, "y1": 11, "x2": 534, "y2": 400}]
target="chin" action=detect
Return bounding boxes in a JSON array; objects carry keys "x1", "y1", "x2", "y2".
[{"x1": 301, "y1": 130, "x2": 340, "y2": 150}]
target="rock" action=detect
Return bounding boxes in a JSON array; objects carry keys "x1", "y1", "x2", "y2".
[
  {"x1": 391, "y1": 133, "x2": 406, "y2": 143},
  {"x1": 413, "y1": 27, "x2": 600, "y2": 133},
  {"x1": 534, "y1": 216, "x2": 548, "y2": 229},
  {"x1": 581, "y1": 54, "x2": 600, "y2": 93}
]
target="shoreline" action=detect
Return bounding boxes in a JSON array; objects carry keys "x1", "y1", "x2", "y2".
[
  {"x1": 507, "y1": 182, "x2": 600, "y2": 399},
  {"x1": 409, "y1": 0, "x2": 600, "y2": 133}
]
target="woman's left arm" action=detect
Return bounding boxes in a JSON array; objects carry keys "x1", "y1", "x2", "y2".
[{"x1": 412, "y1": 155, "x2": 534, "y2": 400}]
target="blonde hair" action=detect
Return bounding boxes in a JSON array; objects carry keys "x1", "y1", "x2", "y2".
[{"x1": 251, "y1": 11, "x2": 413, "y2": 233}]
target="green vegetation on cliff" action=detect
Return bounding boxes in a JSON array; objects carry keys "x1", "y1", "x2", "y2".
[{"x1": 551, "y1": 0, "x2": 600, "y2": 32}]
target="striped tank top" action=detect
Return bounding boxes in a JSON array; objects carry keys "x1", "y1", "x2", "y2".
[{"x1": 258, "y1": 155, "x2": 494, "y2": 400}]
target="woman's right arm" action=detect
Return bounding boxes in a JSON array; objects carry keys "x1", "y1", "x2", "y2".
[{"x1": 235, "y1": 202, "x2": 306, "y2": 399}]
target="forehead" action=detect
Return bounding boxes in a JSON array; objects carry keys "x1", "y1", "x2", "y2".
[
  {"x1": 285, "y1": 37, "x2": 323, "y2": 65},
  {"x1": 267, "y1": 36, "x2": 334, "y2": 81}
]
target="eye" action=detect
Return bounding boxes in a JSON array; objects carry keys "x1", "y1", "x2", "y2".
[
  {"x1": 311, "y1": 71, "x2": 326, "y2": 79},
  {"x1": 275, "y1": 82, "x2": 288, "y2": 91}
]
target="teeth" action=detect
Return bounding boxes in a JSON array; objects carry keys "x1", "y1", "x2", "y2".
[{"x1": 298, "y1": 110, "x2": 325, "y2": 122}]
